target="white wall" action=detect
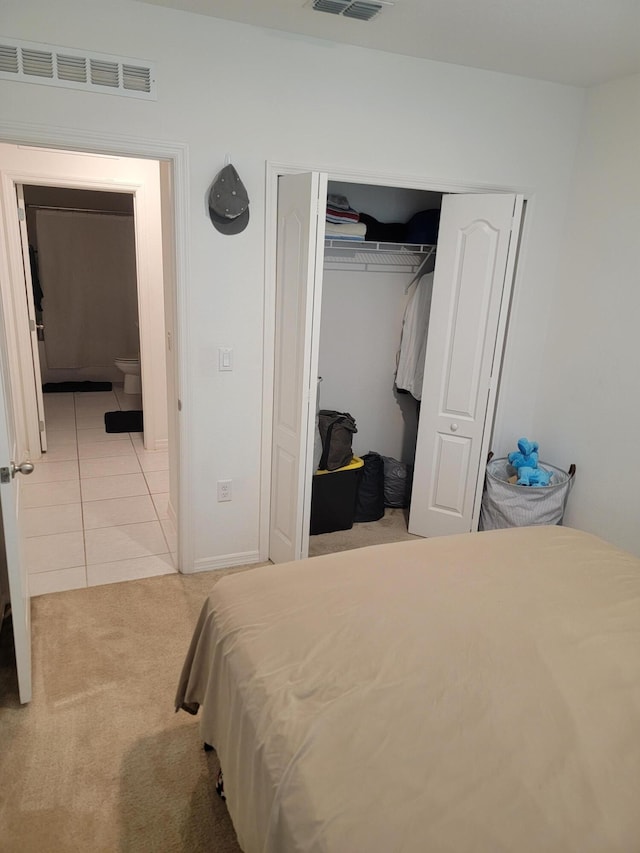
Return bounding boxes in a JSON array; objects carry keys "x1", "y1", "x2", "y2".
[
  {"x1": 318, "y1": 268, "x2": 419, "y2": 463},
  {"x1": 0, "y1": 0, "x2": 586, "y2": 568},
  {"x1": 533, "y1": 73, "x2": 640, "y2": 556}
]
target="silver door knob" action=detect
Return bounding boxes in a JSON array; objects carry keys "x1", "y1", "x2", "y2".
[
  {"x1": 11, "y1": 460, "x2": 34, "y2": 477},
  {"x1": 450, "y1": 423, "x2": 459, "y2": 432}
]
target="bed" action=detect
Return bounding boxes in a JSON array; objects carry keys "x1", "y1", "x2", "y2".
[{"x1": 175, "y1": 526, "x2": 640, "y2": 852}]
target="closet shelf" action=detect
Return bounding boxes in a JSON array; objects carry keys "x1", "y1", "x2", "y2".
[{"x1": 324, "y1": 239, "x2": 436, "y2": 273}]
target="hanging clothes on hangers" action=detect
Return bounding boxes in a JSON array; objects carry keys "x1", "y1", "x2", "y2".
[{"x1": 395, "y1": 271, "x2": 434, "y2": 401}]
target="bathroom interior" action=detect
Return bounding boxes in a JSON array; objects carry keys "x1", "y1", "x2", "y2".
[
  {"x1": 24, "y1": 184, "x2": 142, "y2": 395},
  {"x1": 21, "y1": 183, "x2": 176, "y2": 595}
]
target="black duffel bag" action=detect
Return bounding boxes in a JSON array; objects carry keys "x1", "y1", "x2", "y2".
[{"x1": 317, "y1": 410, "x2": 357, "y2": 471}]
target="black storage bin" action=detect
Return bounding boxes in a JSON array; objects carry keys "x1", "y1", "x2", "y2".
[{"x1": 310, "y1": 457, "x2": 364, "y2": 535}]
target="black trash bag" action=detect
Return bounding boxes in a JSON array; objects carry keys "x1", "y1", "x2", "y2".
[
  {"x1": 354, "y1": 452, "x2": 385, "y2": 522},
  {"x1": 382, "y1": 456, "x2": 413, "y2": 508},
  {"x1": 317, "y1": 410, "x2": 357, "y2": 471}
]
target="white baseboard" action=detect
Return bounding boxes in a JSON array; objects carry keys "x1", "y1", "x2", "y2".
[
  {"x1": 183, "y1": 550, "x2": 262, "y2": 574},
  {"x1": 154, "y1": 438, "x2": 168, "y2": 451}
]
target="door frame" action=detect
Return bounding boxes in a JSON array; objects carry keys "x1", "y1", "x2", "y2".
[
  {"x1": 260, "y1": 160, "x2": 532, "y2": 561},
  {"x1": 15, "y1": 184, "x2": 48, "y2": 453},
  {"x1": 0, "y1": 120, "x2": 193, "y2": 573},
  {"x1": 269, "y1": 172, "x2": 328, "y2": 564},
  {"x1": 3, "y1": 169, "x2": 163, "y2": 455}
]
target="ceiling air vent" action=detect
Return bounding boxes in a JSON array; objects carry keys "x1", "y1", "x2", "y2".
[
  {"x1": 311, "y1": 0, "x2": 394, "y2": 21},
  {"x1": 0, "y1": 37, "x2": 156, "y2": 100}
]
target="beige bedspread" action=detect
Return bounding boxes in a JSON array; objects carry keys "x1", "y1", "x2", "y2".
[{"x1": 176, "y1": 526, "x2": 640, "y2": 852}]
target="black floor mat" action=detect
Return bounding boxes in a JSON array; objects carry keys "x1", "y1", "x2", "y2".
[
  {"x1": 104, "y1": 410, "x2": 143, "y2": 433},
  {"x1": 43, "y1": 381, "x2": 112, "y2": 393}
]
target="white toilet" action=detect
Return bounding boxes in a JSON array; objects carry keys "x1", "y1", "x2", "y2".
[{"x1": 114, "y1": 357, "x2": 141, "y2": 395}]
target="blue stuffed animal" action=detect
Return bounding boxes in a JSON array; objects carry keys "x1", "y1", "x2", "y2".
[
  {"x1": 508, "y1": 436, "x2": 553, "y2": 487},
  {"x1": 516, "y1": 466, "x2": 552, "y2": 487},
  {"x1": 508, "y1": 437, "x2": 539, "y2": 471}
]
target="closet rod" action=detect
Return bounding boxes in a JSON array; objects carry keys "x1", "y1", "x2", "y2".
[{"x1": 26, "y1": 204, "x2": 133, "y2": 217}]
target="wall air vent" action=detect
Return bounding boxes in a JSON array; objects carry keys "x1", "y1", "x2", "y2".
[
  {"x1": 0, "y1": 37, "x2": 156, "y2": 100},
  {"x1": 343, "y1": 2, "x2": 385, "y2": 20},
  {"x1": 0, "y1": 43, "x2": 19, "y2": 74},
  {"x1": 21, "y1": 48, "x2": 54, "y2": 78},
  {"x1": 56, "y1": 54, "x2": 87, "y2": 84},
  {"x1": 311, "y1": 0, "x2": 394, "y2": 22}
]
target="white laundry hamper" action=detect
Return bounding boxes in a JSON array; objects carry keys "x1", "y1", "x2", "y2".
[{"x1": 479, "y1": 455, "x2": 576, "y2": 531}]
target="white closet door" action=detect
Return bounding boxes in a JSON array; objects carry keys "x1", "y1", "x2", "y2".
[
  {"x1": 0, "y1": 333, "x2": 32, "y2": 703},
  {"x1": 269, "y1": 172, "x2": 327, "y2": 563},
  {"x1": 409, "y1": 193, "x2": 523, "y2": 538}
]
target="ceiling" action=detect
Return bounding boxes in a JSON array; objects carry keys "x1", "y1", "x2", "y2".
[{"x1": 137, "y1": 0, "x2": 640, "y2": 87}]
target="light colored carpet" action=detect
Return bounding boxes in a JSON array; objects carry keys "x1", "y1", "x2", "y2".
[
  {"x1": 0, "y1": 567, "x2": 253, "y2": 853},
  {"x1": 308, "y1": 507, "x2": 420, "y2": 556},
  {"x1": 0, "y1": 513, "x2": 418, "y2": 851}
]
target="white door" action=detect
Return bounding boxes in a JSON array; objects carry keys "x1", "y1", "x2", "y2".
[
  {"x1": 409, "y1": 193, "x2": 523, "y2": 537},
  {"x1": 269, "y1": 172, "x2": 327, "y2": 563},
  {"x1": 15, "y1": 186, "x2": 47, "y2": 451},
  {"x1": 0, "y1": 334, "x2": 33, "y2": 704}
]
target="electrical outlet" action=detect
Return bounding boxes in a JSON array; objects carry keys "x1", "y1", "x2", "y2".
[{"x1": 217, "y1": 479, "x2": 232, "y2": 502}]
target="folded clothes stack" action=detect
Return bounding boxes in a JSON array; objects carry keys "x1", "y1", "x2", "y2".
[
  {"x1": 325, "y1": 193, "x2": 366, "y2": 241},
  {"x1": 325, "y1": 221, "x2": 367, "y2": 241}
]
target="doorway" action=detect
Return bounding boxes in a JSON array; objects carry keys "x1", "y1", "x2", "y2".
[
  {"x1": 22, "y1": 185, "x2": 140, "y2": 401},
  {"x1": 262, "y1": 164, "x2": 525, "y2": 564},
  {"x1": 0, "y1": 142, "x2": 179, "y2": 595},
  {"x1": 309, "y1": 179, "x2": 442, "y2": 556}
]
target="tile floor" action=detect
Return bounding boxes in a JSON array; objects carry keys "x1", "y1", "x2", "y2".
[{"x1": 24, "y1": 385, "x2": 177, "y2": 596}]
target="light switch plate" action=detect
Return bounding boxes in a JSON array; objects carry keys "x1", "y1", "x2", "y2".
[{"x1": 218, "y1": 346, "x2": 233, "y2": 371}]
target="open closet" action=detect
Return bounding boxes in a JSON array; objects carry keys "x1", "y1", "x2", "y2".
[
  {"x1": 312, "y1": 181, "x2": 442, "y2": 552},
  {"x1": 268, "y1": 170, "x2": 523, "y2": 565}
]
